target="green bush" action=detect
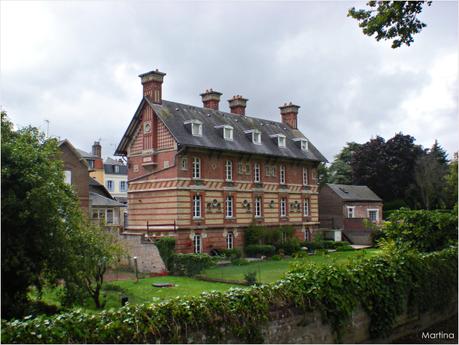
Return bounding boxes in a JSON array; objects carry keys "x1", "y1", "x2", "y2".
[
  {"x1": 169, "y1": 254, "x2": 216, "y2": 276},
  {"x1": 220, "y1": 249, "x2": 242, "y2": 259},
  {"x1": 245, "y1": 244, "x2": 276, "y2": 258},
  {"x1": 244, "y1": 271, "x2": 258, "y2": 285},
  {"x1": 336, "y1": 245, "x2": 354, "y2": 252},
  {"x1": 270, "y1": 255, "x2": 282, "y2": 261},
  {"x1": 155, "y1": 237, "x2": 176, "y2": 271},
  {"x1": 230, "y1": 258, "x2": 250, "y2": 266},
  {"x1": 380, "y1": 208, "x2": 458, "y2": 252},
  {"x1": 301, "y1": 241, "x2": 323, "y2": 251},
  {"x1": 3, "y1": 247, "x2": 456, "y2": 344},
  {"x1": 276, "y1": 238, "x2": 301, "y2": 256}
]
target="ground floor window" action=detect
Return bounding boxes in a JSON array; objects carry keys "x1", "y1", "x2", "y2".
[
  {"x1": 193, "y1": 234, "x2": 202, "y2": 253},
  {"x1": 227, "y1": 232, "x2": 234, "y2": 249},
  {"x1": 368, "y1": 209, "x2": 379, "y2": 222}
]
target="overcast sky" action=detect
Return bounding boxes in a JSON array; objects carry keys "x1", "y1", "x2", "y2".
[{"x1": 1, "y1": 1, "x2": 458, "y2": 161}]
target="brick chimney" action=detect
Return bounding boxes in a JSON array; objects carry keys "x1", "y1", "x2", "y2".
[
  {"x1": 92, "y1": 141, "x2": 102, "y2": 158},
  {"x1": 279, "y1": 102, "x2": 300, "y2": 129},
  {"x1": 200, "y1": 89, "x2": 222, "y2": 110},
  {"x1": 139, "y1": 69, "x2": 166, "y2": 104},
  {"x1": 228, "y1": 95, "x2": 248, "y2": 116}
]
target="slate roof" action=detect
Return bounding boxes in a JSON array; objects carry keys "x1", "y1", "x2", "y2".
[
  {"x1": 327, "y1": 184, "x2": 382, "y2": 202},
  {"x1": 88, "y1": 177, "x2": 113, "y2": 199},
  {"x1": 77, "y1": 148, "x2": 98, "y2": 159},
  {"x1": 90, "y1": 192, "x2": 127, "y2": 208},
  {"x1": 104, "y1": 159, "x2": 128, "y2": 175},
  {"x1": 115, "y1": 97, "x2": 327, "y2": 163}
]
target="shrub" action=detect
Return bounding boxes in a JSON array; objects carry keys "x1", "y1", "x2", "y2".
[
  {"x1": 244, "y1": 271, "x2": 258, "y2": 285},
  {"x1": 169, "y1": 254, "x2": 216, "y2": 276},
  {"x1": 336, "y1": 245, "x2": 354, "y2": 252},
  {"x1": 2, "y1": 247, "x2": 456, "y2": 344},
  {"x1": 276, "y1": 238, "x2": 301, "y2": 256},
  {"x1": 380, "y1": 208, "x2": 458, "y2": 252},
  {"x1": 220, "y1": 248, "x2": 242, "y2": 259},
  {"x1": 245, "y1": 244, "x2": 276, "y2": 258},
  {"x1": 270, "y1": 255, "x2": 282, "y2": 261},
  {"x1": 155, "y1": 237, "x2": 176, "y2": 271}
]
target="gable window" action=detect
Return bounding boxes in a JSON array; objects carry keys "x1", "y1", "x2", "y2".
[
  {"x1": 347, "y1": 206, "x2": 355, "y2": 218},
  {"x1": 226, "y1": 232, "x2": 234, "y2": 249},
  {"x1": 192, "y1": 157, "x2": 201, "y2": 179},
  {"x1": 193, "y1": 234, "x2": 202, "y2": 254},
  {"x1": 181, "y1": 157, "x2": 188, "y2": 170},
  {"x1": 143, "y1": 121, "x2": 152, "y2": 134},
  {"x1": 226, "y1": 195, "x2": 234, "y2": 218},
  {"x1": 304, "y1": 199, "x2": 310, "y2": 216},
  {"x1": 301, "y1": 139, "x2": 308, "y2": 151},
  {"x1": 224, "y1": 126, "x2": 234, "y2": 141},
  {"x1": 255, "y1": 196, "x2": 262, "y2": 217},
  {"x1": 120, "y1": 181, "x2": 127, "y2": 192},
  {"x1": 280, "y1": 165, "x2": 286, "y2": 185},
  {"x1": 368, "y1": 209, "x2": 379, "y2": 223},
  {"x1": 193, "y1": 195, "x2": 201, "y2": 218},
  {"x1": 225, "y1": 160, "x2": 233, "y2": 181},
  {"x1": 254, "y1": 163, "x2": 261, "y2": 183},
  {"x1": 106, "y1": 180, "x2": 114, "y2": 192},
  {"x1": 64, "y1": 170, "x2": 72, "y2": 184},
  {"x1": 303, "y1": 167, "x2": 309, "y2": 186},
  {"x1": 280, "y1": 197, "x2": 287, "y2": 217}
]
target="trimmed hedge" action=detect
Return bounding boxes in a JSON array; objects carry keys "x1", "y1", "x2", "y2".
[
  {"x1": 169, "y1": 254, "x2": 216, "y2": 276},
  {"x1": 245, "y1": 244, "x2": 276, "y2": 257},
  {"x1": 155, "y1": 237, "x2": 176, "y2": 271},
  {"x1": 2, "y1": 246, "x2": 457, "y2": 344}
]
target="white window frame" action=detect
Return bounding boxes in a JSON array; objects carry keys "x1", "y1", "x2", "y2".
[
  {"x1": 114, "y1": 165, "x2": 120, "y2": 173},
  {"x1": 106, "y1": 209, "x2": 114, "y2": 224},
  {"x1": 225, "y1": 160, "x2": 233, "y2": 182},
  {"x1": 255, "y1": 196, "x2": 262, "y2": 218},
  {"x1": 280, "y1": 165, "x2": 286, "y2": 184},
  {"x1": 192, "y1": 157, "x2": 201, "y2": 179},
  {"x1": 304, "y1": 199, "x2": 310, "y2": 216},
  {"x1": 120, "y1": 181, "x2": 127, "y2": 192},
  {"x1": 106, "y1": 180, "x2": 114, "y2": 192},
  {"x1": 301, "y1": 139, "x2": 309, "y2": 151},
  {"x1": 227, "y1": 232, "x2": 234, "y2": 249},
  {"x1": 303, "y1": 167, "x2": 309, "y2": 186},
  {"x1": 278, "y1": 135, "x2": 286, "y2": 148},
  {"x1": 347, "y1": 206, "x2": 355, "y2": 218},
  {"x1": 280, "y1": 197, "x2": 287, "y2": 217},
  {"x1": 223, "y1": 126, "x2": 234, "y2": 141},
  {"x1": 193, "y1": 234, "x2": 202, "y2": 254},
  {"x1": 226, "y1": 195, "x2": 234, "y2": 218},
  {"x1": 252, "y1": 130, "x2": 261, "y2": 145},
  {"x1": 367, "y1": 209, "x2": 379, "y2": 223},
  {"x1": 254, "y1": 162, "x2": 261, "y2": 183},
  {"x1": 64, "y1": 170, "x2": 72, "y2": 184},
  {"x1": 193, "y1": 195, "x2": 201, "y2": 219},
  {"x1": 192, "y1": 123, "x2": 203, "y2": 137},
  {"x1": 181, "y1": 157, "x2": 188, "y2": 170}
]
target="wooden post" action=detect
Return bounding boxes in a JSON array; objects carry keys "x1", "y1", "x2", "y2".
[{"x1": 133, "y1": 256, "x2": 139, "y2": 283}]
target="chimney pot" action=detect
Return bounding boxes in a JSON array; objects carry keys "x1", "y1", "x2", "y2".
[
  {"x1": 228, "y1": 95, "x2": 248, "y2": 116},
  {"x1": 139, "y1": 69, "x2": 166, "y2": 104},
  {"x1": 279, "y1": 103, "x2": 300, "y2": 129},
  {"x1": 92, "y1": 141, "x2": 102, "y2": 158},
  {"x1": 200, "y1": 89, "x2": 222, "y2": 110}
]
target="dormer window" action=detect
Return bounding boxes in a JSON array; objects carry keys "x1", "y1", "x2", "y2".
[
  {"x1": 245, "y1": 129, "x2": 261, "y2": 145},
  {"x1": 184, "y1": 120, "x2": 203, "y2": 137},
  {"x1": 293, "y1": 138, "x2": 309, "y2": 152},
  {"x1": 224, "y1": 126, "x2": 233, "y2": 141},
  {"x1": 270, "y1": 134, "x2": 286, "y2": 148}
]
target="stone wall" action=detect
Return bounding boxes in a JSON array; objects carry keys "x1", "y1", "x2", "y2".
[{"x1": 118, "y1": 233, "x2": 166, "y2": 273}]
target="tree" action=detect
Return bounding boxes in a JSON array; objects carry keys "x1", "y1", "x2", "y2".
[
  {"x1": 328, "y1": 142, "x2": 361, "y2": 184},
  {"x1": 317, "y1": 162, "x2": 330, "y2": 188},
  {"x1": 429, "y1": 139, "x2": 449, "y2": 166},
  {"x1": 1, "y1": 112, "x2": 83, "y2": 318},
  {"x1": 414, "y1": 154, "x2": 447, "y2": 210},
  {"x1": 444, "y1": 154, "x2": 458, "y2": 209},
  {"x1": 62, "y1": 222, "x2": 124, "y2": 309},
  {"x1": 348, "y1": 1, "x2": 432, "y2": 48}
]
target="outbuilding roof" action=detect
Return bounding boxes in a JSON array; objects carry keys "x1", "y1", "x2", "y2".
[
  {"x1": 326, "y1": 184, "x2": 382, "y2": 202},
  {"x1": 89, "y1": 192, "x2": 127, "y2": 208},
  {"x1": 115, "y1": 97, "x2": 327, "y2": 163}
]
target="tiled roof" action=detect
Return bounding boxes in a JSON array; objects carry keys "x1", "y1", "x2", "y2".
[
  {"x1": 115, "y1": 97, "x2": 327, "y2": 163},
  {"x1": 89, "y1": 192, "x2": 127, "y2": 208},
  {"x1": 327, "y1": 184, "x2": 382, "y2": 202}
]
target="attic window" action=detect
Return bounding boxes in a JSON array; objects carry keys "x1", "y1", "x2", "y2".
[
  {"x1": 184, "y1": 120, "x2": 203, "y2": 137},
  {"x1": 224, "y1": 126, "x2": 233, "y2": 141},
  {"x1": 293, "y1": 138, "x2": 309, "y2": 152},
  {"x1": 244, "y1": 129, "x2": 261, "y2": 145},
  {"x1": 270, "y1": 134, "x2": 286, "y2": 148}
]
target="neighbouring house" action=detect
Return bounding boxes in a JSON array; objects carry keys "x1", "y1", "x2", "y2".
[
  {"x1": 104, "y1": 157, "x2": 128, "y2": 204},
  {"x1": 319, "y1": 183, "x2": 383, "y2": 245},
  {"x1": 58, "y1": 139, "x2": 90, "y2": 213},
  {"x1": 78, "y1": 141, "x2": 105, "y2": 184},
  {"x1": 115, "y1": 69, "x2": 328, "y2": 255}
]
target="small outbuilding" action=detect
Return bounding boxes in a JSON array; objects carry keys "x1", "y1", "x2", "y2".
[{"x1": 319, "y1": 183, "x2": 383, "y2": 245}]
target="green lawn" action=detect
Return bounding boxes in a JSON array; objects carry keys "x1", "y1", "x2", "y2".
[
  {"x1": 202, "y1": 249, "x2": 380, "y2": 283},
  {"x1": 31, "y1": 276, "x2": 240, "y2": 311}
]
